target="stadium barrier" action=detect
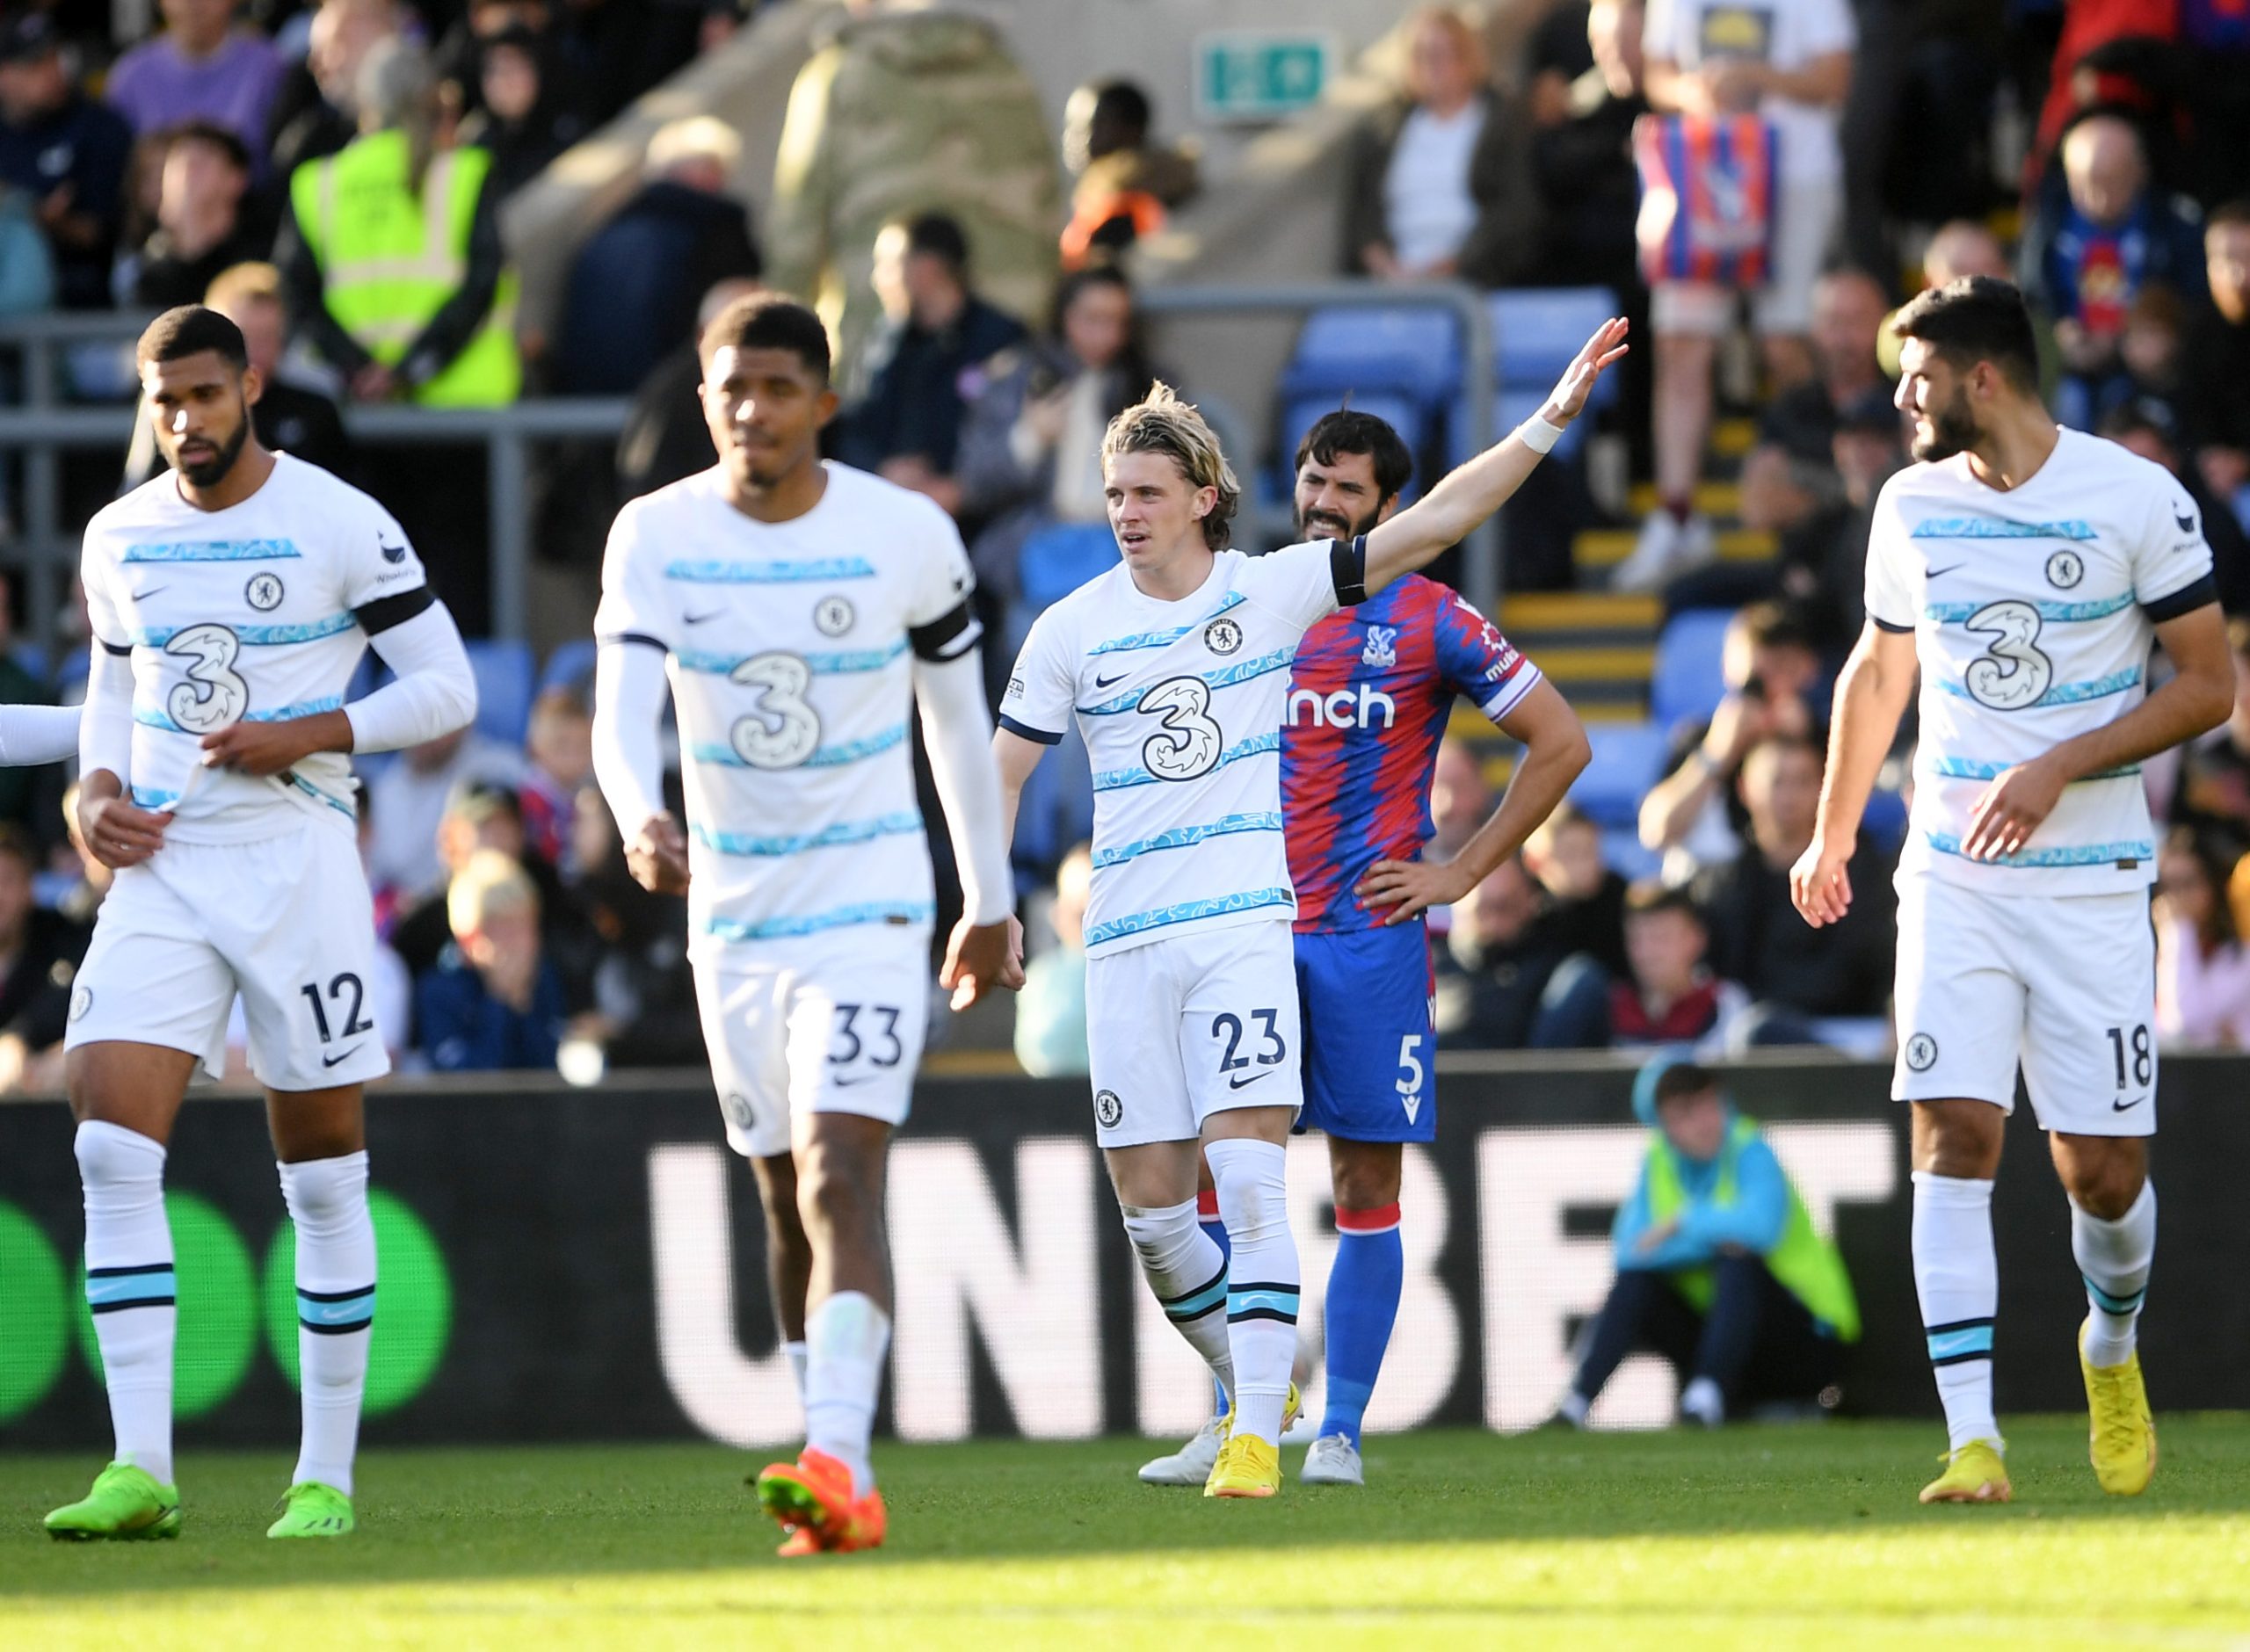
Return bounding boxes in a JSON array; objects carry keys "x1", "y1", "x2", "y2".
[{"x1": 4, "y1": 1054, "x2": 2244, "y2": 1453}]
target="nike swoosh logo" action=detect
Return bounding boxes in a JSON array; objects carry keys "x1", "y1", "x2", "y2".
[
  {"x1": 684, "y1": 609, "x2": 726, "y2": 625},
  {"x1": 831, "y1": 1074, "x2": 885, "y2": 1088},
  {"x1": 1227, "y1": 1069, "x2": 1274, "y2": 1090},
  {"x1": 134, "y1": 583, "x2": 168, "y2": 600},
  {"x1": 1926, "y1": 563, "x2": 1964, "y2": 580},
  {"x1": 321, "y1": 1046, "x2": 362, "y2": 1069},
  {"x1": 2112, "y1": 1096, "x2": 2145, "y2": 1112},
  {"x1": 1094, "y1": 670, "x2": 1128, "y2": 688},
  {"x1": 2176, "y1": 511, "x2": 2196, "y2": 533}
]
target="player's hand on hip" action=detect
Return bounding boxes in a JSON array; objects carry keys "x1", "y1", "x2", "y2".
[
  {"x1": 78, "y1": 790, "x2": 171, "y2": 869},
  {"x1": 200, "y1": 713, "x2": 339, "y2": 777},
  {"x1": 626, "y1": 813, "x2": 691, "y2": 895},
  {"x1": 1789, "y1": 833, "x2": 1855, "y2": 927},
  {"x1": 1356, "y1": 857, "x2": 1470, "y2": 925},
  {"x1": 1963, "y1": 757, "x2": 2065, "y2": 862},
  {"x1": 941, "y1": 915, "x2": 1023, "y2": 1011},
  {"x1": 1541, "y1": 316, "x2": 1631, "y2": 425}
]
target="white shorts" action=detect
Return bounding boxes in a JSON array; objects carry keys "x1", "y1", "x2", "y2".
[
  {"x1": 1892, "y1": 875, "x2": 2157, "y2": 1136},
  {"x1": 1085, "y1": 920, "x2": 1303, "y2": 1150},
  {"x1": 692, "y1": 926, "x2": 933, "y2": 1159},
  {"x1": 66, "y1": 822, "x2": 390, "y2": 1091},
  {"x1": 1651, "y1": 174, "x2": 1840, "y2": 337}
]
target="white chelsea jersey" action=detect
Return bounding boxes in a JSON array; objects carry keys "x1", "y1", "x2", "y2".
[
  {"x1": 82, "y1": 453, "x2": 432, "y2": 843},
  {"x1": 1865, "y1": 427, "x2": 2216, "y2": 895},
  {"x1": 593, "y1": 463, "x2": 981, "y2": 954},
  {"x1": 1002, "y1": 541, "x2": 1351, "y2": 958}
]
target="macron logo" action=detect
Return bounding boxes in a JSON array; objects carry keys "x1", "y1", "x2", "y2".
[{"x1": 1287, "y1": 684, "x2": 1397, "y2": 730}]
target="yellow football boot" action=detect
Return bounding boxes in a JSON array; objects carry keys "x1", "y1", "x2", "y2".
[
  {"x1": 1919, "y1": 1438, "x2": 2012, "y2": 1504},
  {"x1": 2080, "y1": 1320, "x2": 2157, "y2": 1496},
  {"x1": 1204, "y1": 1433, "x2": 1283, "y2": 1499}
]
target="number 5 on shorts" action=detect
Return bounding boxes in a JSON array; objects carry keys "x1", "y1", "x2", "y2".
[{"x1": 1395, "y1": 1034, "x2": 1425, "y2": 1099}]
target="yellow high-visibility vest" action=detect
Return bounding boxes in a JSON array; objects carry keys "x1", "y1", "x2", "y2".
[{"x1": 290, "y1": 129, "x2": 520, "y2": 407}]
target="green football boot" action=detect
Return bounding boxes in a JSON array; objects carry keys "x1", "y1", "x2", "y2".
[
  {"x1": 45, "y1": 1461, "x2": 181, "y2": 1540},
  {"x1": 267, "y1": 1481, "x2": 354, "y2": 1539}
]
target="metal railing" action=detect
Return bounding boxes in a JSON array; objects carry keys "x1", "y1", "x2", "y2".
[
  {"x1": 0, "y1": 312, "x2": 628, "y2": 646},
  {"x1": 1136, "y1": 280, "x2": 1501, "y2": 613}
]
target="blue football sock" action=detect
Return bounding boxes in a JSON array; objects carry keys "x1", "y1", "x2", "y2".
[
  {"x1": 1200, "y1": 1189, "x2": 1230, "y2": 1418},
  {"x1": 1320, "y1": 1204, "x2": 1403, "y2": 1447}
]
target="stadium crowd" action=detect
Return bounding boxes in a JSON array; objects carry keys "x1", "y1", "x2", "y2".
[{"x1": 0, "y1": 0, "x2": 2247, "y2": 1082}]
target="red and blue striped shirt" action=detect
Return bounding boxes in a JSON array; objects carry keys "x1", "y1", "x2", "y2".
[{"x1": 1282, "y1": 574, "x2": 1540, "y2": 933}]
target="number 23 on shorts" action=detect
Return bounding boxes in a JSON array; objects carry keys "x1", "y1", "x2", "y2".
[{"x1": 1212, "y1": 1009, "x2": 1287, "y2": 1090}]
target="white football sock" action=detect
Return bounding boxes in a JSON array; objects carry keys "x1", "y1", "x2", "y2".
[
  {"x1": 1119, "y1": 1198, "x2": 1235, "y2": 1408},
  {"x1": 782, "y1": 1340, "x2": 809, "y2": 1405},
  {"x1": 2073, "y1": 1180, "x2": 2155, "y2": 1369},
  {"x1": 77, "y1": 1121, "x2": 176, "y2": 1488},
  {"x1": 803, "y1": 1291, "x2": 889, "y2": 1497},
  {"x1": 279, "y1": 1152, "x2": 376, "y2": 1497},
  {"x1": 1912, "y1": 1170, "x2": 2000, "y2": 1452},
  {"x1": 1206, "y1": 1138, "x2": 1299, "y2": 1448}
]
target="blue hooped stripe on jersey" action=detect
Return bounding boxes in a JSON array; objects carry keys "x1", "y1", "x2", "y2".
[
  {"x1": 1923, "y1": 592, "x2": 2134, "y2": 624},
  {"x1": 687, "y1": 723, "x2": 908, "y2": 769},
  {"x1": 1927, "y1": 755, "x2": 2141, "y2": 783},
  {"x1": 693, "y1": 811, "x2": 923, "y2": 856},
  {"x1": 285, "y1": 772, "x2": 357, "y2": 819},
  {"x1": 1085, "y1": 591, "x2": 1248, "y2": 656},
  {"x1": 1076, "y1": 648, "x2": 1296, "y2": 716},
  {"x1": 1091, "y1": 812, "x2": 1284, "y2": 868},
  {"x1": 1092, "y1": 732, "x2": 1281, "y2": 793},
  {"x1": 1083, "y1": 886, "x2": 1296, "y2": 948},
  {"x1": 134, "y1": 694, "x2": 346, "y2": 734},
  {"x1": 130, "y1": 786, "x2": 181, "y2": 810},
  {"x1": 1926, "y1": 1323, "x2": 1994, "y2": 1361},
  {"x1": 1924, "y1": 830, "x2": 2155, "y2": 868},
  {"x1": 1937, "y1": 665, "x2": 2142, "y2": 708},
  {"x1": 675, "y1": 640, "x2": 907, "y2": 676},
  {"x1": 122, "y1": 538, "x2": 301, "y2": 562},
  {"x1": 1909, "y1": 518, "x2": 2096, "y2": 540},
  {"x1": 704, "y1": 901, "x2": 935, "y2": 942},
  {"x1": 662, "y1": 557, "x2": 876, "y2": 583},
  {"x1": 129, "y1": 613, "x2": 356, "y2": 648},
  {"x1": 85, "y1": 1264, "x2": 177, "y2": 1310},
  {"x1": 297, "y1": 1286, "x2": 375, "y2": 1331}
]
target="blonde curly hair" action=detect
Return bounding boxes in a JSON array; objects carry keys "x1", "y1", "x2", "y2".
[{"x1": 1100, "y1": 382, "x2": 1242, "y2": 551}]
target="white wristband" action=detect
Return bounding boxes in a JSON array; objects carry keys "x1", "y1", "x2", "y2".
[{"x1": 1517, "y1": 415, "x2": 1568, "y2": 456}]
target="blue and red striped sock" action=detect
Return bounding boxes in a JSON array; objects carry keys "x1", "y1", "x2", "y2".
[{"x1": 1320, "y1": 1202, "x2": 1403, "y2": 1448}]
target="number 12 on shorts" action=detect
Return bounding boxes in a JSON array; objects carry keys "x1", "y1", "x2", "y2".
[
  {"x1": 2106, "y1": 1024, "x2": 2152, "y2": 1090},
  {"x1": 301, "y1": 972, "x2": 374, "y2": 1044}
]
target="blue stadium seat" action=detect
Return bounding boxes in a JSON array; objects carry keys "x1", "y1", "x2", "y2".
[
  {"x1": 11, "y1": 642, "x2": 46, "y2": 685},
  {"x1": 1279, "y1": 303, "x2": 1463, "y2": 408},
  {"x1": 54, "y1": 647, "x2": 88, "y2": 692},
  {"x1": 466, "y1": 638, "x2": 535, "y2": 747},
  {"x1": 1570, "y1": 722, "x2": 1671, "y2": 828},
  {"x1": 541, "y1": 638, "x2": 599, "y2": 698},
  {"x1": 1486, "y1": 287, "x2": 1621, "y2": 392},
  {"x1": 1650, "y1": 609, "x2": 1734, "y2": 731},
  {"x1": 1018, "y1": 522, "x2": 1121, "y2": 612}
]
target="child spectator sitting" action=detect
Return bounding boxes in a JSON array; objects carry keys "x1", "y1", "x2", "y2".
[
  {"x1": 520, "y1": 682, "x2": 593, "y2": 869},
  {"x1": 418, "y1": 849, "x2": 566, "y2": 1072},
  {"x1": 1524, "y1": 801, "x2": 1629, "y2": 979},
  {"x1": 1610, "y1": 881, "x2": 1746, "y2": 1049}
]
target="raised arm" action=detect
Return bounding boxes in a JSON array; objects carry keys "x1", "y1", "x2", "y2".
[
  {"x1": 1361, "y1": 318, "x2": 1629, "y2": 596},
  {"x1": 1789, "y1": 620, "x2": 1918, "y2": 926}
]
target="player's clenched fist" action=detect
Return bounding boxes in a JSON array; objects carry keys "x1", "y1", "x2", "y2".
[
  {"x1": 199, "y1": 707, "x2": 352, "y2": 777},
  {"x1": 940, "y1": 914, "x2": 1023, "y2": 1011},
  {"x1": 626, "y1": 812, "x2": 691, "y2": 895},
  {"x1": 1789, "y1": 833, "x2": 1855, "y2": 928}
]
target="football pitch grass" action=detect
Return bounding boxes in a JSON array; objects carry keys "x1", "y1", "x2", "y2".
[{"x1": 5, "y1": 1418, "x2": 2250, "y2": 1648}]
